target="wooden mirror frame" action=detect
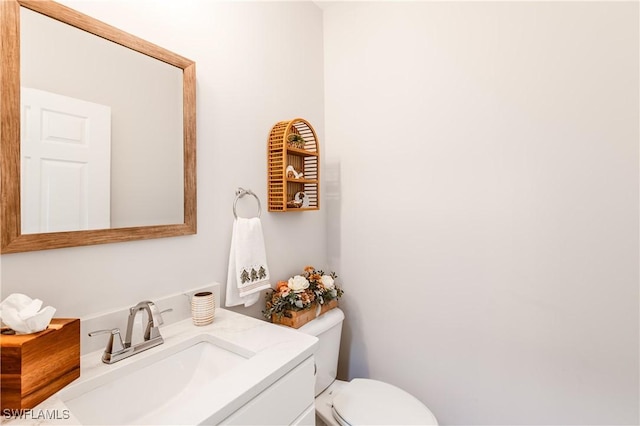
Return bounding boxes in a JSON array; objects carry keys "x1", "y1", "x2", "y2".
[{"x1": 0, "y1": 0, "x2": 196, "y2": 254}]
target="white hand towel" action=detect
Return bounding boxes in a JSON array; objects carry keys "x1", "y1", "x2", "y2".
[{"x1": 225, "y1": 217, "x2": 271, "y2": 307}]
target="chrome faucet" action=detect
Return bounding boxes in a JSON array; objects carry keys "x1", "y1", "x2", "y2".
[{"x1": 89, "y1": 300, "x2": 172, "y2": 364}]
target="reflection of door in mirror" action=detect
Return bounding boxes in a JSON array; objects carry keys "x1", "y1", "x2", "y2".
[{"x1": 21, "y1": 87, "x2": 111, "y2": 234}]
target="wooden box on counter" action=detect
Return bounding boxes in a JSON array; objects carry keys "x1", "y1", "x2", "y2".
[{"x1": 1, "y1": 318, "x2": 80, "y2": 410}]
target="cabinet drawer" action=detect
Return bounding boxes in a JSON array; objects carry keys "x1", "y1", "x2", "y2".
[{"x1": 221, "y1": 356, "x2": 315, "y2": 425}]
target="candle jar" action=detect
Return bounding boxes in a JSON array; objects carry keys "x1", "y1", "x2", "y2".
[{"x1": 191, "y1": 291, "x2": 215, "y2": 326}]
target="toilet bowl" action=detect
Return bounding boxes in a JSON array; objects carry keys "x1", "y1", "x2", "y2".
[{"x1": 296, "y1": 308, "x2": 438, "y2": 426}]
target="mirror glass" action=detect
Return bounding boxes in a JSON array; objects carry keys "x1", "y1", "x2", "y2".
[
  {"x1": 1, "y1": 0, "x2": 196, "y2": 253},
  {"x1": 21, "y1": 7, "x2": 183, "y2": 233}
]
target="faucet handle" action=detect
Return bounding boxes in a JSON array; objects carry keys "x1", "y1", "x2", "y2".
[
  {"x1": 89, "y1": 328, "x2": 125, "y2": 357},
  {"x1": 144, "y1": 306, "x2": 173, "y2": 341},
  {"x1": 149, "y1": 303, "x2": 173, "y2": 327},
  {"x1": 160, "y1": 308, "x2": 174, "y2": 319}
]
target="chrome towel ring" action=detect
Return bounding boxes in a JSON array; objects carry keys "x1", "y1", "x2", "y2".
[{"x1": 233, "y1": 187, "x2": 262, "y2": 219}]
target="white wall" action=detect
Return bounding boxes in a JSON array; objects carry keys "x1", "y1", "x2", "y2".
[
  {"x1": 324, "y1": 2, "x2": 639, "y2": 425},
  {"x1": 1, "y1": 0, "x2": 326, "y2": 322}
]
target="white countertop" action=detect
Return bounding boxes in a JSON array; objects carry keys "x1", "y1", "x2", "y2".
[{"x1": 2, "y1": 309, "x2": 317, "y2": 425}]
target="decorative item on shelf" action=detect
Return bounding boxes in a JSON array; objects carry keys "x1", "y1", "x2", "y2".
[
  {"x1": 267, "y1": 118, "x2": 319, "y2": 212},
  {"x1": 286, "y1": 191, "x2": 308, "y2": 209},
  {"x1": 294, "y1": 191, "x2": 309, "y2": 208},
  {"x1": 263, "y1": 266, "x2": 344, "y2": 329},
  {"x1": 287, "y1": 133, "x2": 306, "y2": 149},
  {"x1": 286, "y1": 165, "x2": 304, "y2": 179}
]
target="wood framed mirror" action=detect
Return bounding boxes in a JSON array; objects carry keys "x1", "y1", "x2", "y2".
[{"x1": 0, "y1": 0, "x2": 196, "y2": 254}]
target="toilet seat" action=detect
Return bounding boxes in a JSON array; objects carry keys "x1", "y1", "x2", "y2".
[{"x1": 331, "y1": 378, "x2": 438, "y2": 425}]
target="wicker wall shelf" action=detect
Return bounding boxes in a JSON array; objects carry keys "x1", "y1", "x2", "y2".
[{"x1": 268, "y1": 118, "x2": 320, "y2": 212}]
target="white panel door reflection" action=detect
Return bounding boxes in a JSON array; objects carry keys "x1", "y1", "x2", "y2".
[{"x1": 21, "y1": 88, "x2": 111, "y2": 233}]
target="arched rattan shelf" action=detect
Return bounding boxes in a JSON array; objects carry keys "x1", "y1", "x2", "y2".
[{"x1": 267, "y1": 118, "x2": 319, "y2": 212}]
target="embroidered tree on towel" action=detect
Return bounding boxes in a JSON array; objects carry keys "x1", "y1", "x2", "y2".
[
  {"x1": 251, "y1": 268, "x2": 258, "y2": 282},
  {"x1": 240, "y1": 269, "x2": 251, "y2": 284},
  {"x1": 258, "y1": 266, "x2": 267, "y2": 280}
]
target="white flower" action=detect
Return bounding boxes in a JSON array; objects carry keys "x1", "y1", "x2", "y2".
[
  {"x1": 288, "y1": 275, "x2": 310, "y2": 293},
  {"x1": 321, "y1": 275, "x2": 335, "y2": 289}
]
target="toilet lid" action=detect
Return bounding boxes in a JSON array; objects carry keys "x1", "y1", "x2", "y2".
[{"x1": 331, "y1": 379, "x2": 438, "y2": 425}]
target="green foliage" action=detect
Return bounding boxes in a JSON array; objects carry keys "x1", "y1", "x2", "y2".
[{"x1": 287, "y1": 133, "x2": 306, "y2": 148}]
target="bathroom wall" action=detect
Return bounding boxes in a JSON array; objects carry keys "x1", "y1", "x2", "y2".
[
  {"x1": 324, "y1": 2, "x2": 639, "y2": 425},
  {"x1": 1, "y1": 0, "x2": 325, "y2": 321}
]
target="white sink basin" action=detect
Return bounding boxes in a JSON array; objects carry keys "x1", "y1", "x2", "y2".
[{"x1": 60, "y1": 335, "x2": 252, "y2": 425}]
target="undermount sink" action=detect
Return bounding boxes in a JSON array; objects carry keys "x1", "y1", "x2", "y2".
[{"x1": 59, "y1": 335, "x2": 252, "y2": 425}]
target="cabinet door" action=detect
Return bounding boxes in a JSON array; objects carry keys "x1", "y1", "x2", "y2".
[
  {"x1": 220, "y1": 357, "x2": 315, "y2": 425},
  {"x1": 291, "y1": 404, "x2": 315, "y2": 426}
]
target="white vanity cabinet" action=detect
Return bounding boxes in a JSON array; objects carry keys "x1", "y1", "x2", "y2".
[
  {"x1": 5, "y1": 305, "x2": 319, "y2": 426},
  {"x1": 219, "y1": 356, "x2": 316, "y2": 425}
]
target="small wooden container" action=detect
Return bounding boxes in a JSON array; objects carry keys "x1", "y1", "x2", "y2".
[
  {"x1": 1, "y1": 318, "x2": 80, "y2": 410},
  {"x1": 272, "y1": 299, "x2": 338, "y2": 329}
]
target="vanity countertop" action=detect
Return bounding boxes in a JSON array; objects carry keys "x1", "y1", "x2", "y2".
[{"x1": 3, "y1": 309, "x2": 318, "y2": 425}]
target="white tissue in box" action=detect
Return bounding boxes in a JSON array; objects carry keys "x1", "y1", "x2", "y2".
[{"x1": 0, "y1": 293, "x2": 56, "y2": 334}]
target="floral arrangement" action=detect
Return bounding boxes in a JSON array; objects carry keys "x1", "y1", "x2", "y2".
[{"x1": 263, "y1": 266, "x2": 344, "y2": 320}]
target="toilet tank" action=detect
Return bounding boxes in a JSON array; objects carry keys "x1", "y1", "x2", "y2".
[{"x1": 297, "y1": 307, "x2": 345, "y2": 396}]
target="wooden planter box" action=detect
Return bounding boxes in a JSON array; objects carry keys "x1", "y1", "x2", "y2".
[
  {"x1": 1, "y1": 318, "x2": 80, "y2": 410},
  {"x1": 272, "y1": 299, "x2": 338, "y2": 329}
]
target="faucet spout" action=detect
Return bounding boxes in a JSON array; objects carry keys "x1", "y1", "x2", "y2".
[{"x1": 124, "y1": 300, "x2": 156, "y2": 348}]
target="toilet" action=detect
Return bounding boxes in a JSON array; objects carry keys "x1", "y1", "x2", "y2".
[{"x1": 296, "y1": 308, "x2": 438, "y2": 426}]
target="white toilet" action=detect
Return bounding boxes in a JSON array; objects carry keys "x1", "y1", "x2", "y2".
[{"x1": 296, "y1": 308, "x2": 438, "y2": 426}]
